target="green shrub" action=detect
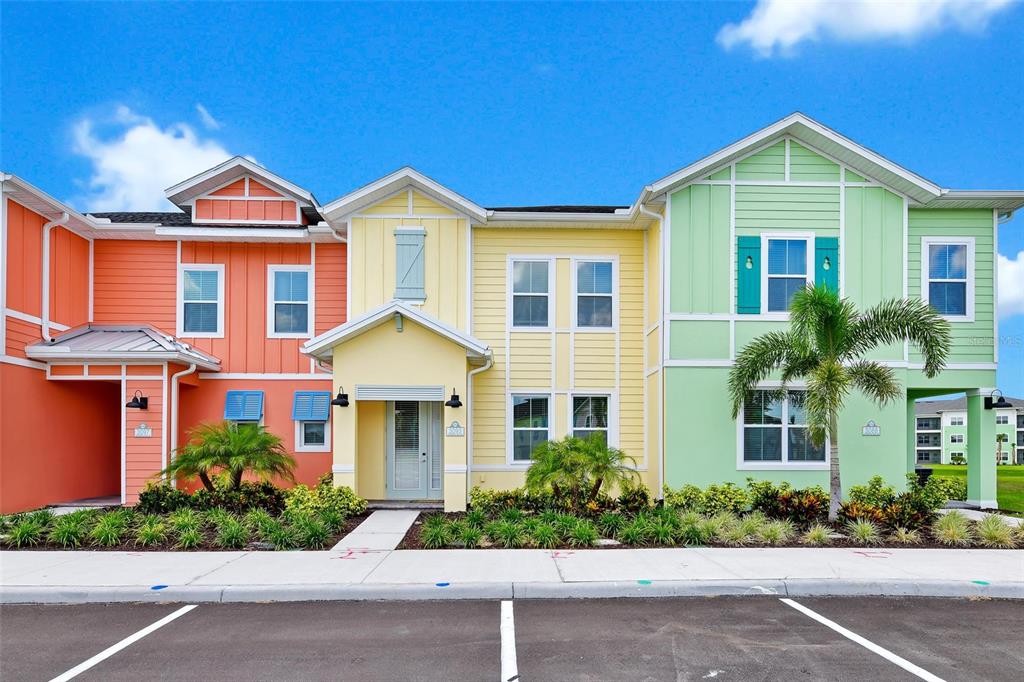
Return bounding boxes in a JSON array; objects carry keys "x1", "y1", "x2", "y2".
[
  {"x1": 469, "y1": 487, "x2": 555, "y2": 515},
  {"x1": 748, "y1": 479, "x2": 828, "y2": 526},
  {"x1": 849, "y1": 476, "x2": 896, "y2": 508},
  {"x1": 498, "y1": 508, "x2": 524, "y2": 524},
  {"x1": 663, "y1": 484, "x2": 704, "y2": 511},
  {"x1": 568, "y1": 520, "x2": 599, "y2": 548},
  {"x1": 839, "y1": 501, "x2": 885, "y2": 526},
  {"x1": 26, "y1": 509, "x2": 56, "y2": 529},
  {"x1": 7, "y1": 520, "x2": 43, "y2": 547},
  {"x1": 421, "y1": 523, "x2": 450, "y2": 549},
  {"x1": 168, "y1": 508, "x2": 202, "y2": 534},
  {"x1": 801, "y1": 523, "x2": 832, "y2": 546},
  {"x1": 889, "y1": 527, "x2": 922, "y2": 545},
  {"x1": 319, "y1": 509, "x2": 346, "y2": 534},
  {"x1": 596, "y1": 512, "x2": 625, "y2": 537},
  {"x1": 646, "y1": 520, "x2": 675, "y2": 546},
  {"x1": 48, "y1": 515, "x2": 89, "y2": 548},
  {"x1": 90, "y1": 514, "x2": 126, "y2": 547},
  {"x1": 138, "y1": 481, "x2": 288, "y2": 515},
  {"x1": 616, "y1": 484, "x2": 652, "y2": 514},
  {"x1": 284, "y1": 480, "x2": 365, "y2": 519},
  {"x1": 677, "y1": 516, "x2": 712, "y2": 546},
  {"x1": 616, "y1": 519, "x2": 650, "y2": 546},
  {"x1": 758, "y1": 519, "x2": 796, "y2": 546},
  {"x1": 243, "y1": 508, "x2": 273, "y2": 530},
  {"x1": 135, "y1": 521, "x2": 168, "y2": 547},
  {"x1": 530, "y1": 523, "x2": 560, "y2": 549},
  {"x1": 175, "y1": 527, "x2": 203, "y2": 549},
  {"x1": 845, "y1": 519, "x2": 883, "y2": 546},
  {"x1": 456, "y1": 524, "x2": 482, "y2": 549},
  {"x1": 975, "y1": 515, "x2": 1016, "y2": 549},
  {"x1": 215, "y1": 518, "x2": 249, "y2": 549},
  {"x1": 267, "y1": 523, "x2": 298, "y2": 550},
  {"x1": 664, "y1": 482, "x2": 749, "y2": 515},
  {"x1": 295, "y1": 518, "x2": 330, "y2": 549},
  {"x1": 553, "y1": 514, "x2": 580, "y2": 536},
  {"x1": 932, "y1": 511, "x2": 974, "y2": 547},
  {"x1": 487, "y1": 521, "x2": 526, "y2": 548},
  {"x1": 929, "y1": 476, "x2": 967, "y2": 503}
]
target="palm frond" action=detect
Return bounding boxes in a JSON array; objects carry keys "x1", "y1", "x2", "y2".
[
  {"x1": 803, "y1": 361, "x2": 849, "y2": 446},
  {"x1": 848, "y1": 298, "x2": 951, "y2": 376},
  {"x1": 789, "y1": 284, "x2": 859, "y2": 357},
  {"x1": 846, "y1": 360, "x2": 902, "y2": 407},
  {"x1": 728, "y1": 331, "x2": 802, "y2": 418}
]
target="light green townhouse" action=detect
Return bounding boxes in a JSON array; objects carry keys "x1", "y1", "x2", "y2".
[
  {"x1": 915, "y1": 397, "x2": 1024, "y2": 465},
  {"x1": 651, "y1": 114, "x2": 1022, "y2": 510}
]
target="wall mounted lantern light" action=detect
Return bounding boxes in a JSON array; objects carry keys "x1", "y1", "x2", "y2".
[
  {"x1": 331, "y1": 387, "x2": 350, "y2": 407},
  {"x1": 125, "y1": 390, "x2": 149, "y2": 410},
  {"x1": 985, "y1": 389, "x2": 1011, "y2": 410},
  {"x1": 444, "y1": 388, "x2": 463, "y2": 408}
]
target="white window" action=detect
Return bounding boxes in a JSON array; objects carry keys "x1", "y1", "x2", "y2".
[
  {"x1": 950, "y1": 434, "x2": 964, "y2": 444},
  {"x1": 572, "y1": 395, "x2": 609, "y2": 443},
  {"x1": 921, "y1": 237, "x2": 974, "y2": 321},
  {"x1": 511, "y1": 260, "x2": 551, "y2": 328},
  {"x1": 296, "y1": 422, "x2": 329, "y2": 451},
  {"x1": 916, "y1": 417, "x2": 940, "y2": 430},
  {"x1": 949, "y1": 416, "x2": 964, "y2": 426},
  {"x1": 267, "y1": 265, "x2": 312, "y2": 338},
  {"x1": 762, "y1": 236, "x2": 813, "y2": 313},
  {"x1": 916, "y1": 450, "x2": 938, "y2": 464},
  {"x1": 996, "y1": 414, "x2": 1009, "y2": 425},
  {"x1": 740, "y1": 390, "x2": 826, "y2": 468},
  {"x1": 574, "y1": 260, "x2": 614, "y2": 328},
  {"x1": 510, "y1": 394, "x2": 549, "y2": 462},
  {"x1": 292, "y1": 391, "x2": 330, "y2": 452},
  {"x1": 178, "y1": 264, "x2": 224, "y2": 337}
]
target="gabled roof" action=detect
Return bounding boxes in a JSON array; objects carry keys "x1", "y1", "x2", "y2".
[
  {"x1": 642, "y1": 112, "x2": 945, "y2": 205},
  {"x1": 25, "y1": 324, "x2": 221, "y2": 371},
  {"x1": 302, "y1": 300, "x2": 491, "y2": 362},
  {"x1": 164, "y1": 156, "x2": 320, "y2": 210},
  {"x1": 322, "y1": 167, "x2": 489, "y2": 223}
]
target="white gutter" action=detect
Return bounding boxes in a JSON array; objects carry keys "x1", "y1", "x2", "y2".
[
  {"x1": 465, "y1": 355, "x2": 494, "y2": 505},
  {"x1": 638, "y1": 203, "x2": 665, "y2": 499},
  {"x1": 168, "y1": 363, "x2": 198, "y2": 486},
  {"x1": 40, "y1": 212, "x2": 70, "y2": 342}
]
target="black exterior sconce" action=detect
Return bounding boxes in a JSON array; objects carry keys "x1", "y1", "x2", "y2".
[
  {"x1": 125, "y1": 390, "x2": 148, "y2": 410},
  {"x1": 444, "y1": 388, "x2": 462, "y2": 408},
  {"x1": 985, "y1": 389, "x2": 1011, "y2": 410},
  {"x1": 331, "y1": 387, "x2": 350, "y2": 407}
]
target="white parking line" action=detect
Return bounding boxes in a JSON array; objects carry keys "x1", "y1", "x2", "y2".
[
  {"x1": 49, "y1": 605, "x2": 197, "y2": 682},
  {"x1": 500, "y1": 600, "x2": 518, "y2": 682},
  {"x1": 780, "y1": 598, "x2": 945, "y2": 682}
]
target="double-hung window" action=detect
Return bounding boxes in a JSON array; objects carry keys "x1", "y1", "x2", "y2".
[
  {"x1": 923, "y1": 238, "x2": 973, "y2": 319},
  {"x1": 572, "y1": 395, "x2": 609, "y2": 443},
  {"x1": 268, "y1": 266, "x2": 311, "y2": 337},
  {"x1": 996, "y1": 414, "x2": 1009, "y2": 425},
  {"x1": 511, "y1": 260, "x2": 550, "y2": 328},
  {"x1": 293, "y1": 391, "x2": 331, "y2": 452},
  {"x1": 180, "y1": 264, "x2": 224, "y2": 337},
  {"x1": 950, "y1": 434, "x2": 964, "y2": 444},
  {"x1": 949, "y1": 416, "x2": 964, "y2": 426},
  {"x1": 575, "y1": 260, "x2": 614, "y2": 328},
  {"x1": 742, "y1": 390, "x2": 825, "y2": 466},
  {"x1": 764, "y1": 238, "x2": 810, "y2": 312},
  {"x1": 511, "y1": 395, "x2": 549, "y2": 461}
]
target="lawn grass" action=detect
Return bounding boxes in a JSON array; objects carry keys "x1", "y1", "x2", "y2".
[{"x1": 930, "y1": 464, "x2": 1024, "y2": 513}]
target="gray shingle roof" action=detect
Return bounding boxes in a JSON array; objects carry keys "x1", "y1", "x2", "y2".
[
  {"x1": 915, "y1": 396, "x2": 1024, "y2": 414},
  {"x1": 90, "y1": 205, "x2": 323, "y2": 228}
]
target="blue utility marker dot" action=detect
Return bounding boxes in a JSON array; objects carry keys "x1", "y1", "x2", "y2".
[
  {"x1": 637, "y1": 580, "x2": 652, "y2": 585},
  {"x1": 435, "y1": 582, "x2": 450, "y2": 587},
  {"x1": 972, "y1": 580, "x2": 990, "y2": 585},
  {"x1": 150, "y1": 585, "x2": 169, "y2": 590}
]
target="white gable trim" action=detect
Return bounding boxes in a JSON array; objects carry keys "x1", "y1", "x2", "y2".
[
  {"x1": 165, "y1": 156, "x2": 317, "y2": 208},
  {"x1": 322, "y1": 167, "x2": 488, "y2": 222}
]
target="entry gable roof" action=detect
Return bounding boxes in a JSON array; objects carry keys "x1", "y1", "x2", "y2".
[
  {"x1": 642, "y1": 112, "x2": 944, "y2": 205},
  {"x1": 164, "y1": 156, "x2": 321, "y2": 211},
  {"x1": 302, "y1": 300, "x2": 491, "y2": 362},
  {"x1": 322, "y1": 167, "x2": 489, "y2": 223},
  {"x1": 25, "y1": 324, "x2": 221, "y2": 371}
]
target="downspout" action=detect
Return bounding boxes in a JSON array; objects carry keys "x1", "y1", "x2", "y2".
[
  {"x1": 465, "y1": 355, "x2": 494, "y2": 505},
  {"x1": 41, "y1": 212, "x2": 70, "y2": 342},
  {"x1": 638, "y1": 204, "x2": 665, "y2": 499},
  {"x1": 168, "y1": 363, "x2": 197, "y2": 486}
]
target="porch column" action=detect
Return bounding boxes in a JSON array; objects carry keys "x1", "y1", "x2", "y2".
[
  {"x1": 906, "y1": 398, "x2": 917, "y2": 473},
  {"x1": 966, "y1": 390, "x2": 997, "y2": 509},
  {"x1": 332, "y1": 399, "x2": 358, "y2": 490},
  {"x1": 442, "y1": 400, "x2": 468, "y2": 512}
]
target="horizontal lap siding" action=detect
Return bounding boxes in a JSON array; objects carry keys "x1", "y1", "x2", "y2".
[
  {"x1": 735, "y1": 141, "x2": 785, "y2": 180},
  {"x1": 5, "y1": 317, "x2": 39, "y2": 358},
  {"x1": 908, "y1": 209, "x2": 995, "y2": 363},
  {"x1": 735, "y1": 185, "x2": 840, "y2": 232},
  {"x1": 789, "y1": 142, "x2": 840, "y2": 181},
  {"x1": 93, "y1": 241, "x2": 177, "y2": 333}
]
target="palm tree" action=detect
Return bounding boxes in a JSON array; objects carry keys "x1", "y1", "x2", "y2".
[
  {"x1": 525, "y1": 434, "x2": 639, "y2": 503},
  {"x1": 729, "y1": 284, "x2": 951, "y2": 522},
  {"x1": 162, "y1": 421, "x2": 297, "y2": 491},
  {"x1": 576, "y1": 434, "x2": 640, "y2": 503}
]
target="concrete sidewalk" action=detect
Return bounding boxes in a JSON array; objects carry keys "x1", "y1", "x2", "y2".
[{"x1": 2, "y1": 547, "x2": 1021, "y2": 603}]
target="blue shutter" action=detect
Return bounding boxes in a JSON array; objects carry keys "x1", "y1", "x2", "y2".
[
  {"x1": 224, "y1": 390, "x2": 264, "y2": 421},
  {"x1": 292, "y1": 391, "x2": 331, "y2": 421},
  {"x1": 737, "y1": 237, "x2": 761, "y2": 314},
  {"x1": 395, "y1": 229, "x2": 426, "y2": 300},
  {"x1": 815, "y1": 237, "x2": 839, "y2": 292}
]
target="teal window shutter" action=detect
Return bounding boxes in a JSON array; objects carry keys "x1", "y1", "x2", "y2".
[
  {"x1": 225, "y1": 391, "x2": 264, "y2": 421},
  {"x1": 815, "y1": 237, "x2": 839, "y2": 292},
  {"x1": 737, "y1": 236, "x2": 761, "y2": 314},
  {"x1": 292, "y1": 391, "x2": 331, "y2": 421},
  {"x1": 395, "y1": 229, "x2": 426, "y2": 300}
]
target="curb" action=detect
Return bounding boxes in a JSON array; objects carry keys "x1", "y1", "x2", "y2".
[{"x1": 3, "y1": 579, "x2": 1021, "y2": 604}]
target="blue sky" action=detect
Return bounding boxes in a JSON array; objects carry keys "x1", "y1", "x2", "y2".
[{"x1": 2, "y1": 1, "x2": 1022, "y2": 393}]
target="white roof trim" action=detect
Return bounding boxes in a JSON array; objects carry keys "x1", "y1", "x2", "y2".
[
  {"x1": 164, "y1": 156, "x2": 317, "y2": 207},
  {"x1": 322, "y1": 167, "x2": 488, "y2": 222},
  {"x1": 643, "y1": 112, "x2": 943, "y2": 204},
  {"x1": 302, "y1": 300, "x2": 491, "y2": 360},
  {"x1": 1, "y1": 174, "x2": 103, "y2": 236}
]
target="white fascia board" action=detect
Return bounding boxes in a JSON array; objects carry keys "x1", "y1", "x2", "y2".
[
  {"x1": 154, "y1": 226, "x2": 311, "y2": 240},
  {"x1": 322, "y1": 166, "x2": 488, "y2": 222},
  {"x1": 1, "y1": 174, "x2": 103, "y2": 236},
  {"x1": 164, "y1": 156, "x2": 318, "y2": 207},
  {"x1": 25, "y1": 349, "x2": 221, "y2": 371}
]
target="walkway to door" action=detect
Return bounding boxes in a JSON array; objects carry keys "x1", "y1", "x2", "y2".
[{"x1": 332, "y1": 510, "x2": 419, "y2": 550}]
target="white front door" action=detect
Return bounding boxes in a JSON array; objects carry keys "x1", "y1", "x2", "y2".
[{"x1": 386, "y1": 401, "x2": 442, "y2": 500}]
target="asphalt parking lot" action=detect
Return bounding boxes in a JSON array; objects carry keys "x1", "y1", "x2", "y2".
[{"x1": 0, "y1": 597, "x2": 1020, "y2": 681}]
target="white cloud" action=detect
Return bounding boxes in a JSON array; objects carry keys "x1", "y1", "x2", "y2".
[
  {"x1": 717, "y1": 0, "x2": 1016, "y2": 56},
  {"x1": 999, "y1": 250, "x2": 1024, "y2": 319},
  {"x1": 72, "y1": 105, "x2": 235, "y2": 211},
  {"x1": 195, "y1": 103, "x2": 221, "y2": 130}
]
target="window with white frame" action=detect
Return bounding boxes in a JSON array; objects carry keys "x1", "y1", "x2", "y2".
[
  {"x1": 572, "y1": 395, "x2": 608, "y2": 443},
  {"x1": 923, "y1": 239, "x2": 973, "y2": 319},
  {"x1": 742, "y1": 390, "x2": 825, "y2": 464},
  {"x1": 575, "y1": 260, "x2": 613, "y2": 328},
  {"x1": 511, "y1": 260, "x2": 550, "y2": 328},
  {"x1": 950, "y1": 434, "x2": 964, "y2": 444},
  {"x1": 511, "y1": 395, "x2": 549, "y2": 461},
  {"x1": 996, "y1": 414, "x2": 1009, "y2": 425},
  {"x1": 180, "y1": 265, "x2": 224, "y2": 336},
  {"x1": 268, "y1": 266, "x2": 311, "y2": 337},
  {"x1": 292, "y1": 391, "x2": 330, "y2": 452},
  {"x1": 949, "y1": 416, "x2": 964, "y2": 426},
  {"x1": 765, "y1": 238, "x2": 810, "y2": 312}
]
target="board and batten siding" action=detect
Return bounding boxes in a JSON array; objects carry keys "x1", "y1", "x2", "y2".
[
  {"x1": 908, "y1": 208, "x2": 995, "y2": 364},
  {"x1": 470, "y1": 227, "x2": 652, "y2": 490}
]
